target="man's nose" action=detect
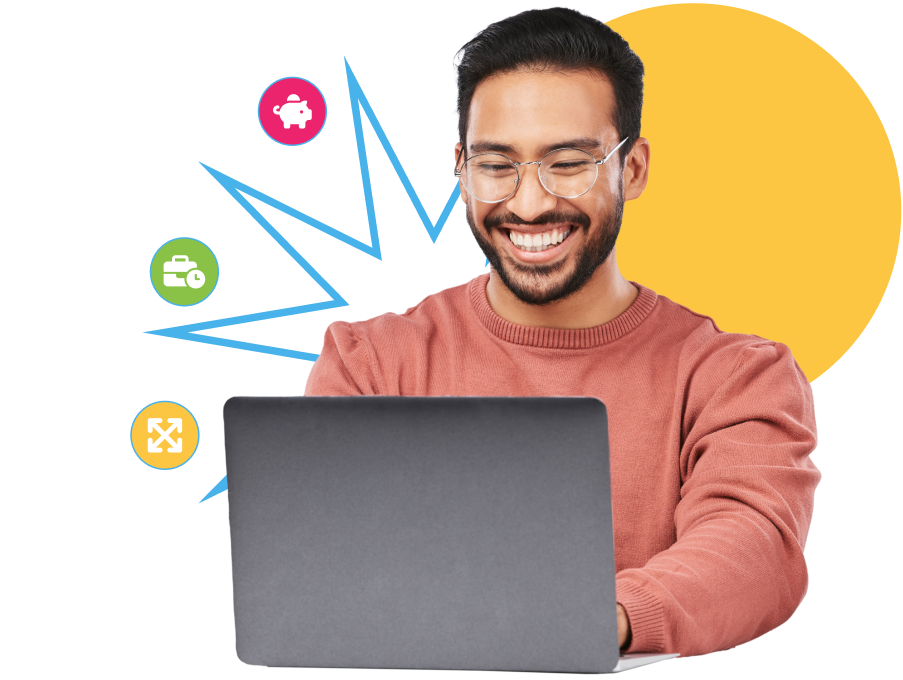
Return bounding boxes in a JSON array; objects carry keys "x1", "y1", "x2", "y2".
[{"x1": 504, "y1": 163, "x2": 557, "y2": 223}]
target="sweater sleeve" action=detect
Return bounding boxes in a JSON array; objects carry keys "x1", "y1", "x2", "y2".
[
  {"x1": 616, "y1": 340, "x2": 820, "y2": 657},
  {"x1": 304, "y1": 321, "x2": 381, "y2": 396}
]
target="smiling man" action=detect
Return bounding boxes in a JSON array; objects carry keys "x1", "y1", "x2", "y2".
[{"x1": 306, "y1": 7, "x2": 819, "y2": 658}]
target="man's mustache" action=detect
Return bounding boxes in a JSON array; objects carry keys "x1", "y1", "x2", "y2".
[{"x1": 484, "y1": 209, "x2": 591, "y2": 230}]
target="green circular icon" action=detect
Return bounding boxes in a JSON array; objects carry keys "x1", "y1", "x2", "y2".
[{"x1": 150, "y1": 238, "x2": 219, "y2": 306}]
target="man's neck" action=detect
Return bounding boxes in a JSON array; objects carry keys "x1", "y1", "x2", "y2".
[{"x1": 485, "y1": 255, "x2": 638, "y2": 330}]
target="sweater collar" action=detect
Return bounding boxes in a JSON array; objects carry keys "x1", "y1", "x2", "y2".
[{"x1": 469, "y1": 273, "x2": 658, "y2": 349}]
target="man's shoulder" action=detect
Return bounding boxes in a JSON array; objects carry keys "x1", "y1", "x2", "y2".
[
  {"x1": 648, "y1": 288, "x2": 805, "y2": 382},
  {"x1": 326, "y1": 277, "x2": 475, "y2": 346}
]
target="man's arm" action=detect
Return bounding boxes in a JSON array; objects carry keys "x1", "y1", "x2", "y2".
[
  {"x1": 305, "y1": 321, "x2": 378, "y2": 396},
  {"x1": 616, "y1": 340, "x2": 819, "y2": 656}
]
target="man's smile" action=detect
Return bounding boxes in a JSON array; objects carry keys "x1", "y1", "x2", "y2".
[
  {"x1": 507, "y1": 226, "x2": 572, "y2": 251},
  {"x1": 497, "y1": 224, "x2": 578, "y2": 263}
]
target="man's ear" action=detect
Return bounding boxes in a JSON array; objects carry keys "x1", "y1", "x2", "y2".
[{"x1": 623, "y1": 137, "x2": 650, "y2": 202}]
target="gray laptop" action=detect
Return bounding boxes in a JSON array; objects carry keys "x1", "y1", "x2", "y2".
[{"x1": 224, "y1": 396, "x2": 676, "y2": 673}]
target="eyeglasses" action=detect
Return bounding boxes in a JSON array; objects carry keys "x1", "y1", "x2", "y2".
[{"x1": 454, "y1": 137, "x2": 629, "y2": 204}]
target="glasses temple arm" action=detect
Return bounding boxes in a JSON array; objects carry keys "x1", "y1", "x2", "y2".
[
  {"x1": 454, "y1": 145, "x2": 466, "y2": 176},
  {"x1": 598, "y1": 136, "x2": 630, "y2": 165}
]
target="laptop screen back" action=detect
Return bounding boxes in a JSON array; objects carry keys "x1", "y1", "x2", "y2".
[{"x1": 225, "y1": 396, "x2": 619, "y2": 673}]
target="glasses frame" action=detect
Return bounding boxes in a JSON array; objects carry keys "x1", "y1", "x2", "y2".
[{"x1": 454, "y1": 137, "x2": 629, "y2": 204}]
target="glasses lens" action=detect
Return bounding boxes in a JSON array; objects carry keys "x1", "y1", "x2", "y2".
[
  {"x1": 539, "y1": 149, "x2": 598, "y2": 198},
  {"x1": 462, "y1": 154, "x2": 518, "y2": 203}
]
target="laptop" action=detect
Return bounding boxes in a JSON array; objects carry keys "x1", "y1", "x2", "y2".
[{"x1": 224, "y1": 396, "x2": 677, "y2": 673}]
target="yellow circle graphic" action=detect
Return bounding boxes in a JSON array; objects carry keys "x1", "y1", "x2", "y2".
[
  {"x1": 130, "y1": 401, "x2": 199, "y2": 470},
  {"x1": 609, "y1": 4, "x2": 900, "y2": 381}
]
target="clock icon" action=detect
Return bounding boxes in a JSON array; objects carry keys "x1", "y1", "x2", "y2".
[{"x1": 186, "y1": 269, "x2": 206, "y2": 289}]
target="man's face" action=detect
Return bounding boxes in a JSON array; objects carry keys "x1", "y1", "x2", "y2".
[{"x1": 459, "y1": 69, "x2": 625, "y2": 305}]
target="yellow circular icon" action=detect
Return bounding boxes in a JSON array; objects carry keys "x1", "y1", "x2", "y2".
[{"x1": 130, "y1": 401, "x2": 199, "y2": 470}]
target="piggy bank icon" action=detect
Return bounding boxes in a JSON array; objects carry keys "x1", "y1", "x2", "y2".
[{"x1": 273, "y1": 94, "x2": 313, "y2": 129}]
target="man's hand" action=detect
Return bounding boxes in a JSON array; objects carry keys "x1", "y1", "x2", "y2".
[{"x1": 617, "y1": 604, "x2": 631, "y2": 650}]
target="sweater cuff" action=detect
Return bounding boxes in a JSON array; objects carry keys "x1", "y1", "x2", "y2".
[{"x1": 616, "y1": 578, "x2": 665, "y2": 653}]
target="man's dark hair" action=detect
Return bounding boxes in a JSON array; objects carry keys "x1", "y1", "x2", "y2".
[{"x1": 456, "y1": 7, "x2": 644, "y2": 163}]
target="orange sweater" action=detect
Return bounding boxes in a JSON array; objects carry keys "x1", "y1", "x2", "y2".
[{"x1": 305, "y1": 274, "x2": 820, "y2": 657}]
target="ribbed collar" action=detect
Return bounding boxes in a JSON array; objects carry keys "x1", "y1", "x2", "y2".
[{"x1": 469, "y1": 273, "x2": 658, "y2": 349}]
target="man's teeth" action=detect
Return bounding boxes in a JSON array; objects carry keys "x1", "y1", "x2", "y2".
[{"x1": 508, "y1": 228, "x2": 571, "y2": 252}]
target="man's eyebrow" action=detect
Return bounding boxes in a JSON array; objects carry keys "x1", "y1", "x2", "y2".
[{"x1": 468, "y1": 137, "x2": 605, "y2": 157}]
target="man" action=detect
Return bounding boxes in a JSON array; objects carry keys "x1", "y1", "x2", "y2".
[{"x1": 306, "y1": 7, "x2": 819, "y2": 658}]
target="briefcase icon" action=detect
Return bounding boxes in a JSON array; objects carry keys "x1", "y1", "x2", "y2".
[{"x1": 163, "y1": 255, "x2": 197, "y2": 288}]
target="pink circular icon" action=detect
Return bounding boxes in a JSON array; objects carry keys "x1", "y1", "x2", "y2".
[{"x1": 258, "y1": 77, "x2": 327, "y2": 146}]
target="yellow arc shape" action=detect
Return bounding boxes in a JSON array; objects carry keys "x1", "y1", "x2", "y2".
[
  {"x1": 131, "y1": 401, "x2": 199, "y2": 470},
  {"x1": 609, "y1": 4, "x2": 900, "y2": 381}
]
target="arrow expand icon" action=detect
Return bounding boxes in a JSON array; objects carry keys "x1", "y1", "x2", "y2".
[{"x1": 147, "y1": 417, "x2": 183, "y2": 454}]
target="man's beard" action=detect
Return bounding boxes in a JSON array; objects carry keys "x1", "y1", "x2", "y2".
[{"x1": 466, "y1": 188, "x2": 625, "y2": 306}]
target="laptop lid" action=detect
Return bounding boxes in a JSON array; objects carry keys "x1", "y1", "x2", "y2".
[{"x1": 225, "y1": 396, "x2": 620, "y2": 673}]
